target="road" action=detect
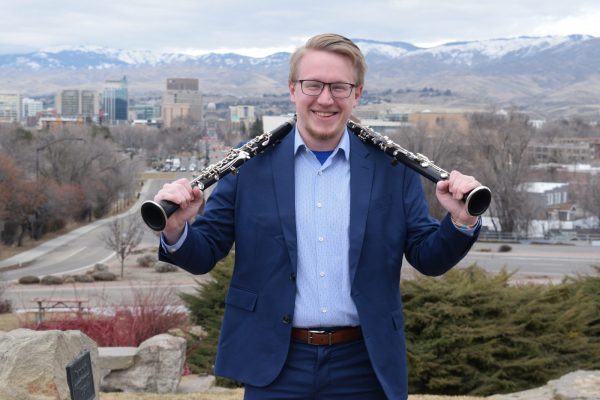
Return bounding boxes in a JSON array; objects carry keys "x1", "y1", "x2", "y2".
[
  {"x1": 1, "y1": 178, "x2": 165, "y2": 282},
  {"x1": 456, "y1": 242, "x2": 599, "y2": 282}
]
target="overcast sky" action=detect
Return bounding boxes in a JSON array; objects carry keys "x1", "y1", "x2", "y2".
[{"x1": 2, "y1": 0, "x2": 600, "y2": 56}]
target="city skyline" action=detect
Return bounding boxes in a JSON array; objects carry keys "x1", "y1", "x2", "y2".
[{"x1": 2, "y1": 0, "x2": 600, "y2": 57}]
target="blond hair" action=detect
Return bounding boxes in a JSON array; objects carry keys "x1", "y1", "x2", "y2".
[{"x1": 289, "y1": 33, "x2": 367, "y2": 86}]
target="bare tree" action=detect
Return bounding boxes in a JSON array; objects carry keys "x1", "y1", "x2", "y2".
[
  {"x1": 468, "y1": 110, "x2": 538, "y2": 233},
  {"x1": 102, "y1": 215, "x2": 143, "y2": 278},
  {"x1": 389, "y1": 118, "x2": 466, "y2": 219}
]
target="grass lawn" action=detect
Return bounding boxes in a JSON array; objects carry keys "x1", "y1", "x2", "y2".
[
  {"x1": 100, "y1": 393, "x2": 481, "y2": 400},
  {"x1": 0, "y1": 312, "x2": 21, "y2": 331}
]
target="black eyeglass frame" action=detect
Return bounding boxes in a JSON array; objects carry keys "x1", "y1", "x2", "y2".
[{"x1": 295, "y1": 79, "x2": 356, "y2": 99}]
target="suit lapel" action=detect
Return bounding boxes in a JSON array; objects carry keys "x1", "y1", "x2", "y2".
[
  {"x1": 348, "y1": 134, "x2": 374, "y2": 285},
  {"x1": 271, "y1": 129, "x2": 298, "y2": 274}
]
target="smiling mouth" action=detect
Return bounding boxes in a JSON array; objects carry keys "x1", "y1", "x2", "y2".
[{"x1": 313, "y1": 111, "x2": 337, "y2": 118}]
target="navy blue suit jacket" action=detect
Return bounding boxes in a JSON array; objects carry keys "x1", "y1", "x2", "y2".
[{"x1": 159, "y1": 126, "x2": 479, "y2": 399}]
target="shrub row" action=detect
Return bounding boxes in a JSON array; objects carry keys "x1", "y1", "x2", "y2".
[{"x1": 18, "y1": 271, "x2": 118, "y2": 285}]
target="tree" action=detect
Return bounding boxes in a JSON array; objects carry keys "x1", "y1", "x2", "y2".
[
  {"x1": 468, "y1": 110, "x2": 538, "y2": 233},
  {"x1": 249, "y1": 117, "x2": 264, "y2": 138},
  {"x1": 102, "y1": 215, "x2": 143, "y2": 278},
  {"x1": 0, "y1": 153, "x2": 45, "y2": 246},
  {"x1": 389, "y1": 118, "x2": 466, "y2": 219}
]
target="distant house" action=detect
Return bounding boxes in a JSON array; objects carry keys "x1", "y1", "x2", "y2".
[{"x1": 521, "y1": 182, "x2": 575, "y2": 220}]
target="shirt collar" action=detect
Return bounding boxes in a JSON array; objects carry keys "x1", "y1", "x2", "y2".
[{"x1": 293, "y1": 125, "x2": 350, "y2": 161}]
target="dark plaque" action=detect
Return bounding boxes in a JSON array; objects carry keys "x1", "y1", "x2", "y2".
[{"x1": 65, "y1": 350, "x2": 95, "y2": 400}]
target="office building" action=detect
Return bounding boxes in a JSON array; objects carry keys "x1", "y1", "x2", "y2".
[
  {"x1": 55, "y1": 90, "x2": 98, "y2": 119},
  {"x1": 22, "y1": 98, "x2": 44, "y2": 119},
  {"x1": 162, "y1": 78, "x2": 202, "y2": 127},
  {"x1": 0, "y1": 93, "x2": 22, "y2": 123},
  {"x1": 103, "y1": 76, "x2": 129, "y2": 124}
]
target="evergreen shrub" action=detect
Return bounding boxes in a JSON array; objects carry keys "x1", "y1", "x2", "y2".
[
  {"x1": 403, "y1": 265, "x2": 600, "y2": 396},
  {"x1": 180, "y1": 252, "x2": 240, "y2": 387},
  {"x1": 18, "y1": 275, "x2": 40, "y2": 284}
]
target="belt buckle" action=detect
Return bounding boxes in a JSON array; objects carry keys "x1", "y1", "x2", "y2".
[{"x1": 308, "y1": 330, "x2": 333, "y2": 345}]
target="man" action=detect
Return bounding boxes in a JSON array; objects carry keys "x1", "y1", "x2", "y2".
[{"x1": 156, "y1": 33, "x2": 481, "y2": 400}]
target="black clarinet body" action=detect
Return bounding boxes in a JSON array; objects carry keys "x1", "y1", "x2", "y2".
[
  {"x1": 141, "y1": 116, "x2": 296, "y2": 231},
  {"x1": 346, "y1": 119, "x2": 491, "y2": 217}
]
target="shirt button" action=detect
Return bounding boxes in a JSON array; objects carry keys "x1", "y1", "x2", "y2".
[
  {"x1": 317, "y1": 171, "x2": 323, "y2": 176},
  {"x1": 316, "y1": 202, "x2": 322, "y2": 208},
  {"x1": 321, "y1": 307, "x2": 327, "y2": 313},
  {"x1": 319, "y1": 271, "x2": 325, "y2": 277},
  {"x1": 318, "y1": 236, "x2": 324, "y2": 242}
]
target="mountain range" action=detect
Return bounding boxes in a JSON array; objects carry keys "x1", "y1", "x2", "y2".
[{"x1": 1, "y1": 35, "x2": 600, "y2": 118}]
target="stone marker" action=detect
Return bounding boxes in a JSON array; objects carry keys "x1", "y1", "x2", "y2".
[{"x1": 66, "y1": 350, "x2": 95, "y2": 400}]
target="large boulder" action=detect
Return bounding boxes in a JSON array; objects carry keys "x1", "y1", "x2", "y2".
[
  {"x1": 0, "y1": 329, "x2": 99, "y2": 400},
  {"x1": 100, "y1": 333, "x2": 186, "y2": 393},
  {"x1": 489, "y1": 370, "x2": 600, "y2": 400}
]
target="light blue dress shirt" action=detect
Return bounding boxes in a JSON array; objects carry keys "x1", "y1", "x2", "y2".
[{"x1": 292, "y1": 127, "x2": 359, "y2": 328}]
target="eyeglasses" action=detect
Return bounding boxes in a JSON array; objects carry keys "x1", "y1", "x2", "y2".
[{"x1": 296, "y1": 80, "x2": 356, "y2": 99}]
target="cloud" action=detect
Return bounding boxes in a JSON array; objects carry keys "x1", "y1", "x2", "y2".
[{"x1": 0, "y1": 0, "x2": 599, "y2": 55}]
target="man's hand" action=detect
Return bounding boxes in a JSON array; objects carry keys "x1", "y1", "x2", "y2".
[
  {"x1": 435, "y1": 170, "x2": 480, "y2": 226},
  {"x1": 154, "y1": 178, "x2": 204, "y2": 242}
]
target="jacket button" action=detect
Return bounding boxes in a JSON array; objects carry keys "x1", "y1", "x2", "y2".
[
  {"x1": 282, "y1": 315, "x2": 291, "y2": 324},
  {"x1": 289, "y1": 272, "x2": 296, "y2": 281}
]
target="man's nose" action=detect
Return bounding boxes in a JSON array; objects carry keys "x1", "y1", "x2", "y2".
[{"x1": 316, "y1": 84, "x2": 335, "y2": 103}]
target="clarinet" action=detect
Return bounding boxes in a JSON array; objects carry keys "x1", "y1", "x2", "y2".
[
  {"x1": 141, "y1": 115, "x2": 296, "y2": 231},
  {"x1": 346, "y1": 119, "x2": 491, "y2": 217}
]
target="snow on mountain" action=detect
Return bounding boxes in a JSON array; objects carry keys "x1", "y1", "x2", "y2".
[
  {"x1": 353, "y1": 39, "x2": 418, "y2": 57},
  {"x1": 413, "y1": 35, "x2": 595, "y2": 65},
  {"x1": 0, "y1": 35, "x2": 594, "y2": 71}
]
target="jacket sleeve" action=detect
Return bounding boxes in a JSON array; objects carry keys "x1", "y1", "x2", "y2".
[{"x1": 402, "y1": 168, "x2": 479, "y2": 276}]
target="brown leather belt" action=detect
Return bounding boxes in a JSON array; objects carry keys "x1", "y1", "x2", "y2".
[{"x1": 291, "y1": 327, "x2": 362, "y2": 346}]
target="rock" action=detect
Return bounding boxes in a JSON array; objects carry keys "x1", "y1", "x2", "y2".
[
  {"x1": 488, "y1": 370, "x2": 600, "y2": 400},
  {"x1": 177, "y1": 374, "x2": 216, "y2": 393},
  {"x1": 0, "y1": 328, "x2": 99, "y2": 400},
  {"x1": 94, "y1": 263, "x2": 109, "y2": 272},
  {"x1": 552, "y1": 370, "x2": 600, "y2": 400},
  {"x1": 101, "y1": 333, "x2": 186, "y2": 393},
  {"x1": 97, "y1": 346, "x2": 137, "y2": 371},
  {"x1": 487, "y1": 385, "x2": 556, "y2": 400}
]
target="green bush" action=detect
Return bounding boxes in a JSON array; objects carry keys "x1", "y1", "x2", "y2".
[
  {"x1": 92, "y1": 271, "x2": 117, "y2": 281},
  {"x1": 403, "y1": 265, "x2": 600, "y2": 396},
  {"x1": 41, "y1": 275, "x2": 63, "y2": 285},
  {"x1": 498, "y1": 244, "x2": 512, "y2": 252},
  {"x1": 180, "y1": 252, "x2": 240, "y2": 387},
  {"x1": 18, "y1": 275, "x2": 40, "y2": 284},
  {"x1": 137, "y1": 254, "x2": 157, "y2": 268},
  {"x1": 154, "y1": 262, "x2": 179, "y2": 273}
]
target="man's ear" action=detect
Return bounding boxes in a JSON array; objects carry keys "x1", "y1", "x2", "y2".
[
  {"x1": 352, "y1": 84, "x2": 363, "y2": 107},
  {"x1": 289, "y1": 80, "x2": 297, "y2": 103}
]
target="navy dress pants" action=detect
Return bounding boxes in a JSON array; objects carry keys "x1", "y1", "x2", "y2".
[{"x1": 244, "y1": 338, "x2": 387, "y2": 400}]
